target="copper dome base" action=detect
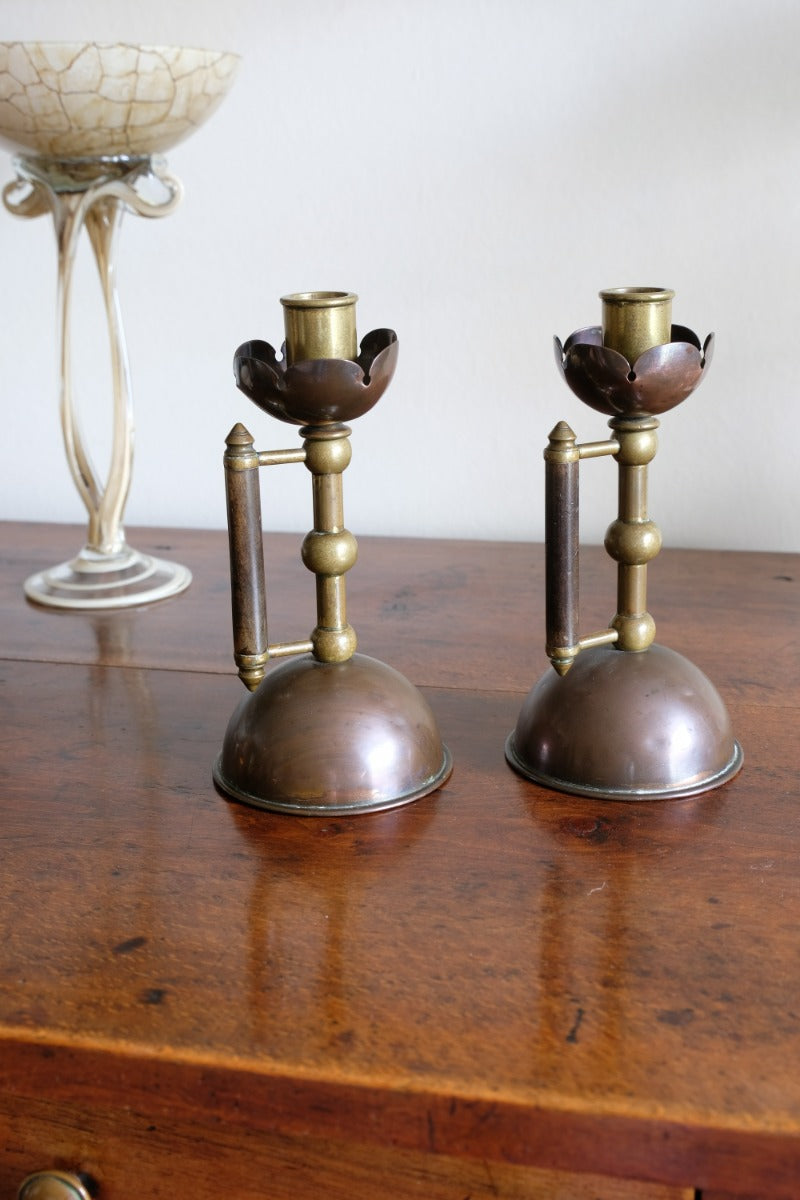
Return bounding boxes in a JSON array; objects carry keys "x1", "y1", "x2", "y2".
[
  {"x1": 506, "y1": 643, "x2": 742, "y2": 801},
  {"x1": 214, "y1": 652, "x2": 452, "y2": 815}
]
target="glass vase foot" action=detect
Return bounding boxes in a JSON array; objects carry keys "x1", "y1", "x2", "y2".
[{"x1": 24, "y1": 544, "x2": 191, "y2": 610}]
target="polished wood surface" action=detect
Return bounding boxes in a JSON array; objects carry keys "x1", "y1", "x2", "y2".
[{"x1": 1, "y1": 522, "x2": 799, "y2": 1199}]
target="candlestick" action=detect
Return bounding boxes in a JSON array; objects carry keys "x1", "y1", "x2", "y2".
[
  {"x1": 506, "y1": 286, "x2": 742, "y2": 800},
  {"x1": 214, "y1": 291, "x2": 452, "y2": 815}
]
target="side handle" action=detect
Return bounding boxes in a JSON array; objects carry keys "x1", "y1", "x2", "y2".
[
  {"x1": 544, "y1": 422, "x2": 580, "y2": 675},
  {"x1": 224, "y1": 423, "x2": 269, "y2": 691},
  {"x1": 543, "y1": 422, "x2": 619, "y2": 675}
]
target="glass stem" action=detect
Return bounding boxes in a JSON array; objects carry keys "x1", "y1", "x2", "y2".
[{"x1": 55, "y1": 187, "x2": 131, "y2": 555}]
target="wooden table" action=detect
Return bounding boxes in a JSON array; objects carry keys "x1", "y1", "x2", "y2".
[{"x1": 1, "y1": 521, "x2": 798, "y2": 1200}]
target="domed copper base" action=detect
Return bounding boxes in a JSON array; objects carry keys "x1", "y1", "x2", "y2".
[
  {"x1": 506, "y1": 643, "x2": 742, "y2": 800},
  {"x1": 214, "y1": 652, "x2": 452, "y2": 815}
]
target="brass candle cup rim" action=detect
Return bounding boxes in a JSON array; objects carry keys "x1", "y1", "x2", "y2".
[
  {"x1": 599, "y1": 286, "x2": 675, "y2": 304},
  {"x1": 280, "y1": 290, "x2": 358, "y2": 309}
]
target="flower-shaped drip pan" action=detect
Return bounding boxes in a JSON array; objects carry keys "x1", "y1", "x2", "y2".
[
  {"x1": 555, "y1": 324, "x2": 714, "y2": 417},
  {"x1": 234, "y1": 329, "x2": 399, "y2": 426}
]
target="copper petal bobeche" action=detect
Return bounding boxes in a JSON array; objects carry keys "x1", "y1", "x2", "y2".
[
  {"x1": 234, "y1": 329, "x2": 398, "y2": 426},
  {"x1": 555, "y1": 324, "x2": 714, "y2": 417}
]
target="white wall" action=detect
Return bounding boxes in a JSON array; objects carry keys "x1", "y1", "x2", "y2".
[{"x1": 1, "y1": 0, "x2": 798, "y2": 552}]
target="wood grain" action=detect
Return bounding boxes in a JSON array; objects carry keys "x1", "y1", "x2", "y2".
[
  {"x1": 1, "y1": 521, "x2": 797, "y2": 702},
  {"x1": 1, "y1": 523, "x2": 798, "y2": 1198},
  {"x1": 0, "y1": 1097, "x2": 694, "y2": 1200}
]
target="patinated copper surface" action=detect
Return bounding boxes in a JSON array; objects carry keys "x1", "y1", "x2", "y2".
[
  {"x1": 233, "y1": 329, "x2": 398, "y2": 426},
  {"x1": 507, "y1": 642, "x2": 742, "y2": 800},
  {"x1": 555, "y1": 324, "x2": 713, "y2": 417},
  {"x1": 214, "y1": 651, "x2": 452, "y2": 814}
]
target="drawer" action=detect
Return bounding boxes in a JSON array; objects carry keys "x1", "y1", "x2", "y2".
[{"x1": 0, "y1": 1095, "x2": 694, "y2": 1200}]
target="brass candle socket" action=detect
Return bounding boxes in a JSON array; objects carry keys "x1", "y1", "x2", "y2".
[
  {"x1": 601, "y1": 285, "x2": 674, "y2": 366},
  {"x1": 281, "y1": 290, "x2": 358, "y2": 364},
  {"x1": 506, "y1": 287, "x2": 743, "y2": 801},
  {"x1": 213, "y1": 292, "x2": 452, "y2": 815}
]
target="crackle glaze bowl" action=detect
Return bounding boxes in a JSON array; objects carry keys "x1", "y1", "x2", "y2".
[{"x1": 0, "y1": 41, "x2": 239, "y2": 159}]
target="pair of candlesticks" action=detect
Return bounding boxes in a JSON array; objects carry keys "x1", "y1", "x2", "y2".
[{"x1": 213, "y1": 286, "x2": 743, "y2": 815}]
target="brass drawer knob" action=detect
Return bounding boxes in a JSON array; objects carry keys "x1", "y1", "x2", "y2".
[{"x1": 18, "y1": 1172, "x2": 94, "y2": 1200}]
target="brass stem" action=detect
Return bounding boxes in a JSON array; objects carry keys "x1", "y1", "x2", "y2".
[
  {"x1": 313, "y1": 471, "x2": 345, "y2": 531},
  {"x1": 301, "y1": 426, "x2": 358, "y2": 663},
  {"x1": 276, "y1": 290, "x2": 360, "y2": 662},
  {"x1": 619, "y1": 462, "x2": 648, "y2": 520},
  {"x1": 317, "y1": 574, "x2": 347, "y2": 630},
  {"x1": 311, "y1": 462, "x2": 347, "y2": 634},
  {"x1": 605, "y1": 417, "x2": 661, "y2": 652},
  {"x1": 618, "y1": 563, "x2": 648, "y2": 617}
]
